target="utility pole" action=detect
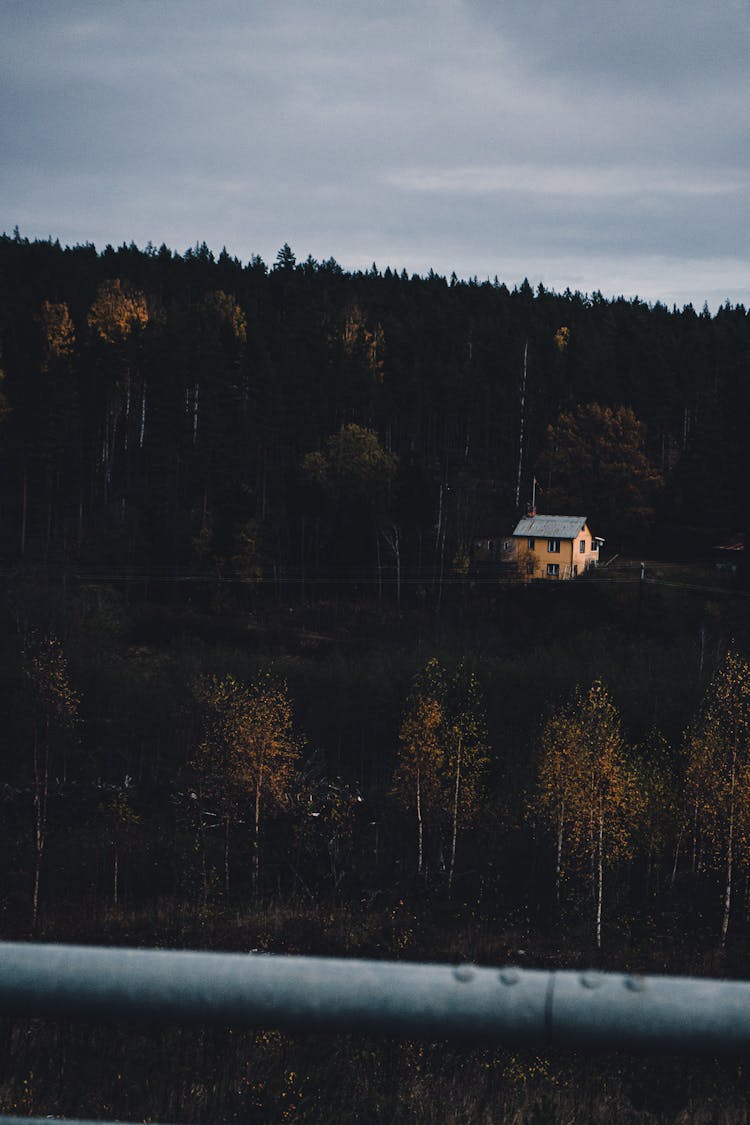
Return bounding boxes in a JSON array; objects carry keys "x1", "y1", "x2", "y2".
[{"x1": 514, "y1": 339, "x2": 528, "y2": 510}]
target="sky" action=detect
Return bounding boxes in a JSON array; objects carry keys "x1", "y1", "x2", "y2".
[{"x1": 1, "y1": 0, "x2": 749, "y2": 309}]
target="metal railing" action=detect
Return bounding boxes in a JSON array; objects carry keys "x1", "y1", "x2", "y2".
[{"x1": 3, "y1": 941, "x2": 750, "y2": 1123}]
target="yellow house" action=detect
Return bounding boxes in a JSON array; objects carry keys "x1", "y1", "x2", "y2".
[{"x1": 509, "y1": 514, "x2": 604, "y2": 579}]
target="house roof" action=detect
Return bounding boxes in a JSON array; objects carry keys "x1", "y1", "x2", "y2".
[
  {"x1": 513, "y1": 514, "x2": 588, "y2": 539},
  {"x1": 714, "y1": 534, "x2": 745, "y2": 553}
]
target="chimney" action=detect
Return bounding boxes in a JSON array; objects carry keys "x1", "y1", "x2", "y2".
[{"x1": 526, "y1": 477, "x2": 537, "y2": 518}]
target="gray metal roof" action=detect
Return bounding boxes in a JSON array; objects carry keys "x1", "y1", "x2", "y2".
[{"x1": 513, "y1": 514, "x2": 588, "y2": 539}]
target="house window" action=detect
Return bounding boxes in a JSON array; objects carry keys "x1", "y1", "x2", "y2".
[
  {"x1": 528, "y1": 537, "x2": 535, "y2": 550},
  {"x1": 591, "y1": 541, "x2": 598, "y2": 552},
  {"x1": 547, "y1": 539, "x2": 560, "y2": 553},
  {"x1": 546, "y1": 563, "x2": 559, "y2": 577},
  {"x1": 502, "y1": 540, "x2": 511, "y2": 552},
  {"x1": 526, "y1": 561, "x2": 534, "y2": 575},
  {"x1": 579, "y1": 539, "x2": 586, "y2": 553}
]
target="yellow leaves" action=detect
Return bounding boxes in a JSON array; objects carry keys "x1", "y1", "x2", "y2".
[
  {"x1": 40, "y1": 301, "x2": 76, "y2": 366},
  {"x1": 396, "y1": 694, "x2": 445, "y2": 787},
  {"x1": 392, "y1": 659, "x2": 489, "y2": 830},
  {"x1": 197, "y1": 290, "x2": 247, "y2": 347},
  {"x1": 337, "y1": 302, "x2": 385, "y2": 382},
  {"x1": 392, "y1": 666, "x2": 445, "y2": 811},
  {"x1": 98, "y1": 790, "x2": 140, "y2": 839},
  {"x1": 326, "y1": 424, "x2": 398, "y2": 487},
  {"x1": 301, "y1": 450, "x2": 329, "y2": 489},
  {"x1": 194, "y1": 671, "x2": 301, "y2": 807},
  {"x1": 537, "y1": 680, "x2": 643, "y2": 866},
  {"x1": 87, "y1": 279, "x2": 148, "y2": 345},
  {"x1": 23, "y1": 633, "x2": 79, "y2": 726},
  {"x1": 686, "y1": 644, "x2": 750, "y2": 854},
  {"x1": 451, "y1": 546, "x2": 471, "y2": 576},
  {"x1": 553, "y1": 325, "x2": 570, "y2": 352}
]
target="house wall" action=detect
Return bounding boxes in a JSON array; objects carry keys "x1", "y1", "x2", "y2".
[{"x1": 512, "y1": 523, "x2": 599, "y2": 579}]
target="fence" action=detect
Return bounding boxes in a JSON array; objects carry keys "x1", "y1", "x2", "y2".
[{"x1": 2, "y1": 941, "x2": 750, "y2": 1123}]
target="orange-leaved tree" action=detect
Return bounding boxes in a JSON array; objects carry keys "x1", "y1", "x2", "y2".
[
  {"x1": 443, "y1": 662, "x2": 489, "y2": 891},
  {"x1": 685, "y1": 644, "x2": 750, "y2": 946},
  {"x1": 391, "y1": 658, "x2": 446, "y2": 877},
  {"x1": 536, "y1": 680, "x2": 643, "y2": 946},
  {"x1": 535, "y1": 699, "x2": 584, "y2": 905},
  {"x1": 86, "y1": 278, "x2": 150, "y2": 499},
  {"x1": 194, "y1": 670, "x2": 301, "y2": 897}
]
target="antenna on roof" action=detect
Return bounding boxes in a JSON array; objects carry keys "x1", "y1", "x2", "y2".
[{"x1": 527, "y1": 476, "x2": 537, "y2": 518}]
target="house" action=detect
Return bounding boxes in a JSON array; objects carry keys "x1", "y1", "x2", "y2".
[
  {"x1": 507, "y1": 514, "x2": 604, "y2": 579},
  {"x1": 713, "y1": 533, "x2": 745, "y2": 575}
]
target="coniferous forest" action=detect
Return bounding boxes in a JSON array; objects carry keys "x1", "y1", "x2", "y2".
[{"x1": 2, "y1": 232, "x2": 750, "y2": 1121}]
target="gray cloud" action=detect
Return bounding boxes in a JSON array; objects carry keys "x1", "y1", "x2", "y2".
[
  {"x1": 0, "y1": 0, "x2": 748, "y2": 308},
  {"x1": 468, "y1": 0, "x2": 750, "y2": 89}
]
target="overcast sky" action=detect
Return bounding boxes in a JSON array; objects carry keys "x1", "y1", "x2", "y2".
[{"x1": 2, "y1": 0, "x2": 748, "y2": 309}]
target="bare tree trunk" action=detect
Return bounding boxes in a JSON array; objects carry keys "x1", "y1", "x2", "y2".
[
  {"x1": 670, "y1": 822, "x2": 685, "y2": 889},
  {"x1": 416, "y1": 767, "x2": 423, "y2": 876},
  {"x1": 32, "y1": 729, "x2": 49, "y2": 932},
  {"x1": 113, "y1": 846, "x2": 119, "y2": 907},
  {"x1": 691, "y1": 798, "x2": 699, "y2": 873},
  {"x1": 448, "y1": 733, "x2": 463, "y2": 891},
  {"x1": 514, "y1": 339, "x2": 528, "y2": 509},
  {"x1": 721, "y1": 766, "x2": 736, "y2": 948},
  {"x1": 381, "y1": 525, "x2": 401, "y2": 608},
  {"x1": 197, "y1": 791, "x2": 209, "y2": 908},
  {"x1": 555, "y1": 801, "x2": 565, "y2": 905},
  {"x1": 376, "y1": 529, "x2": 382, "y2": 604},
  {"x1": 394, "y1": 529, "x2": 401, "y2": 609},
  {"x1": 139, "y1": 380, "x2": 147, "y2": 447},
  {"x1": 596, "y1": 813, "x2": 604, "y2": 949},
  {"x1": 192, "y1": 382, "x2": 200, "y2": 445},
  {"x1": 253, "y1": 772, "x2": 263, "y2": 896},
  {"x1": 20, "y1": 460, "x2": 28, "y2": 558},
  {"x1": 224, "y1": 813, "x2": 231, "y2": 897},
  {"x1": 722, "y1": 817, "x2": 734, "y2": 947}
]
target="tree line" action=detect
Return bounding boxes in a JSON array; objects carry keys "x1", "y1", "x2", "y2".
[
  {"x1": 0, "y1": 232, "x2": 748, "y2": 583},
  {"x1": 8, "y1": 603, "x2": 750, "y2": 954}
]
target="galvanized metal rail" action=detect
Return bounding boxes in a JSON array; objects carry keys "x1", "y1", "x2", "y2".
[
  {"x1": 1, "y1": 941, "x2": 750, "y2": 1050},
  {"x1": 3, "y1": 942, "x2": 750, "y2": 1124}
]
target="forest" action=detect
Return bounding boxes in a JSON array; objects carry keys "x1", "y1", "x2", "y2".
[{"x1": 1, "y1": 232, "x2": 750, "y2": 1121}]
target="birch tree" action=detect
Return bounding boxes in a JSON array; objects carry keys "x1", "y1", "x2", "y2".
[
  {"x1": 536, "y1": 702, "x2": 584, "y2": 905},
  {"x1": 86, "y1": 279, "x2": 149, "y2": 499},
  {"x1": 391, "y1": 658, "x2": 445, "y2": 877},
  {"x1": 23, "y1": 634, "x2": 79, "y2": 929},
  {"x1": 443, "y1": 663, "x2": 488, "y2": 891},
  {"x1": 194, "y1": 670, "x2": 301, "y2": 897},
  {"x1": 536, "y1": 681, "x2": 643, "y2": 946},
  {"x1": 685, "y1": 645, "x2": 750, "y2": 946}
]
